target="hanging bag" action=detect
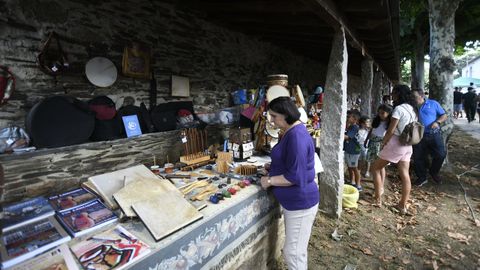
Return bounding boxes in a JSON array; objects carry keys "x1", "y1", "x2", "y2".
[
  {"x1": 399, "y1": 107, "x2": 424, "y2": 145},
  {"x1": 0, "y1": 66, "x2": 15, "y2": 105},
  {"x1": 37, "y1": 32, "x2": 69, "y2": 76}
]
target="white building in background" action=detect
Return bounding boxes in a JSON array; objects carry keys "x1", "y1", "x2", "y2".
[{"x1": 462, "y1": 56, "x2": 480, "y2": 78}]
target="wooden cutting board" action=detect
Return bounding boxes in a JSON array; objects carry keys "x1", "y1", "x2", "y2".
[
  {"x1": 113, "y1": 178, "x2": 180, "y2": 217},
  {"x1": 132, "y1": 194, "x2": 203, "y2": 241}
]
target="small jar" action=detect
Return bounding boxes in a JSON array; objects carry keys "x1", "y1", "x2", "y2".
[
  {"x1": 164, "y1": 163, "x2": 174, "y2": 174},
  {"x1": 150, "y1": 165, "x2": 160, "y2": 175}
]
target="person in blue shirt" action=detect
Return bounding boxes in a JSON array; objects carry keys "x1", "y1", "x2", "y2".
[
  {"x1": 343, "y1": 110, "x2": 362, "y2": 190},
  {"x1": 411, "y1": 89, "x2": 448, "y2": 186}
]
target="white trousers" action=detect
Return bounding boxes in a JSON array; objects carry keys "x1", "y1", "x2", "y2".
[{"x1": 282, "y1": 203, "x2": 318, "y2": 270}]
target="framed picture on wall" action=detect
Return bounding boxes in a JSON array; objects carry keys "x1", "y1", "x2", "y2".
[
  {"x1": 122, "y1": 43, "x2": 151, "y2": 79},
  {"x1": 171, "y1": 75, "x2": 190, "y2": 97}
]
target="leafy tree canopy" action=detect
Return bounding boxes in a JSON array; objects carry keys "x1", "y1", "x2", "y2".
[{"x1": 400, "y1": 0, "x2": 480, "y2": 59}]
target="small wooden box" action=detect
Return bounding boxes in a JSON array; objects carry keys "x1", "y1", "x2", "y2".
[{"x1": 229, "y1": 127, "x2": 251, "y2": 144}]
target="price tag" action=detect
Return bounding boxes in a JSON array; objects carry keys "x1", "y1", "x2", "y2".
[{"x1": 232, "y1": 143, "x2": 240, "y2": 151}]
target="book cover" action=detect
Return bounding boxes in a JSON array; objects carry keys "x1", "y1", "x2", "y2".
[
  {"x1": 81, "y1": 181, "x2": 116, "y2": 210},
  {"x1": 122, "y1": 115, "x2": 142, "y2": 138},
  {"x1": 0, "y1": 216, "x2": 71, "y2": 269},
  {"x1": 1, "y1": 196, "x2": 55, "y2": 233},
  {"x1": 7, "y1": 244, "x2": 79, "y2": 270},
  {"x1": 56, "y1": 199, "x2": 117, "y2": 237},
  {"x1": 71, "y1": 225, "x2": 150, "y2": 270},
  {"x1": 48, "y1": 187, "x2": 97, "y2": 211}
]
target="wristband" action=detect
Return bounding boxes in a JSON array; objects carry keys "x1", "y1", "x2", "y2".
[{"x1": 267, "y1": 176, "x2": 272, "y2": 185}]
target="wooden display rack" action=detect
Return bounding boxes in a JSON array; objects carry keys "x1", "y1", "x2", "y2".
[
  {"x1": 180, "y1": 153, "x2": 211, "y2": 165},
  {"x1": 180, "y1": 128, "x2": 210, "y2": 165}
]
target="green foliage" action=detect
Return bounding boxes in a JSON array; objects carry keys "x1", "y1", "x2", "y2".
[
  {"x1": 399, "y1": 0, "x2": 428, "y2": 60},
  {"x1": 400, "y1": 58, "x2": 412, "y2": 84}
]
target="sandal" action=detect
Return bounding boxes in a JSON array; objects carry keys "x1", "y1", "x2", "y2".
[
  {"x1": 391, "y1": 205, "x2": 408, "y2": 215},
  {"x1": 372, "y1": 197, "x2": 382, "y2": 207}
]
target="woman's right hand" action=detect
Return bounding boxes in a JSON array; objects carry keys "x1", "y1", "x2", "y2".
[{"x1": 264, "y1": 162, "x2": 271, "y2": 172}]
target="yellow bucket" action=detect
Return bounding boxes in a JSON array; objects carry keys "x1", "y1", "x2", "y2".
[{"x1": 342, "y1": 185, "x2": 359, "y2": 209}]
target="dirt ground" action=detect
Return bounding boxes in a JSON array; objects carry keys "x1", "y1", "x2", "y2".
[{"x1": 279, "y1": 126, "x2": 480, "y2": 270}]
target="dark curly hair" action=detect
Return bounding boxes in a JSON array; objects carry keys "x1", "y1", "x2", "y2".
[
  {"x1": 392, "y1": 84, "x2": 418, "y2": 116},
  {"x1": 372, "y1": 104, "x2": 393, "y2": 128}
]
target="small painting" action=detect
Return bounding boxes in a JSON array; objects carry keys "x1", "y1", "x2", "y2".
[{"x1": 171, "y1": 75, "x2": 190, "y2": 97}]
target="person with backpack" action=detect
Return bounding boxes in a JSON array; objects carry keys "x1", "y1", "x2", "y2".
[
  {"x1": 370, "y1": 85, "x2": 418, "y2": 215},
  {"x1": 411, "y1": 89, "x2": 448, "y2": 186}
]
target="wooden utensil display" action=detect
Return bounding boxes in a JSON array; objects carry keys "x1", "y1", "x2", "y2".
[
  {"x1": 180, "y1": 128, "x2": 210, "y2": 165},
  {"x1": 180, "y1": 180, "x2": 209, "y2": 195},
  {"x1": 234, "y1": 165, "x2": 258, "y2": 175},
  {"x1": 190, "y1": 185, "x2": 218, "y2": 201}
]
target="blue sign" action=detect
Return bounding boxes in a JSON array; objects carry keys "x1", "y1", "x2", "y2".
[{"x1": 122, "y1": 115, "x2": 142, "y2": 138}]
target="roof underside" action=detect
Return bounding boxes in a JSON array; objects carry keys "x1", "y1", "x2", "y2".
[{"x1": 180, "y1": 0, "x2": 400, "y2": 81}]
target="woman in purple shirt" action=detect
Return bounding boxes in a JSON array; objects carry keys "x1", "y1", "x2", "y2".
[{"x1": 260, "y1": 97, "x2": 319, "y2": 270}]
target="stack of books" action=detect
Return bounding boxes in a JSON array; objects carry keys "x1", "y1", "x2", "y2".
[
  {"x1": 47, "y1": 187, "x2": 118, "y2": 238},
  {"x1": 0, "y1": 197, "x2": 71, "y2": 269},
  {"x1": 6, "y1": 244, "x2": 79, "y2": 270}
]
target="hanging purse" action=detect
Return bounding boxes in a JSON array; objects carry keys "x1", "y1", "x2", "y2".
[
  {"x1": 37, "y1": 32, "x2": 69, "y2": 76},
  {"x1": 0, "y1": 66, "x2": 15, "y2": 105}
]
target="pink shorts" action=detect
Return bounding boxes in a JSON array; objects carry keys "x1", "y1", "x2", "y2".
[{"x1": 378, "y1": 135, "x2": 413, "y2": 163}]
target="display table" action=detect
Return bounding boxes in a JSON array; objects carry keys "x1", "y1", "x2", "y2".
[{"x1": 69, "y1": 166, "x2": 284, "y2": 270}]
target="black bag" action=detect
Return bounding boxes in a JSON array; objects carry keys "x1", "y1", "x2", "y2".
[
  {"x1": 88, "y1": 96, "x2": 117, "y2": 120},
  {"x1": 150, "y1": 105, "x2": 177, "y2": 132},
  {"x1": 150, "y1": 101, "x2": 197, "y2": 132},
  {"x1": 26, "y1": 96, "x2": 95, "y2": 148}
]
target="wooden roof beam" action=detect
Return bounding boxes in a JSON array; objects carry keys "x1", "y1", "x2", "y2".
[{"x1": 300, "y1": 0, "x2": 399, "y2": 80}]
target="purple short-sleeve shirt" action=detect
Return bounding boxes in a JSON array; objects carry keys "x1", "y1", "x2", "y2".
[{"x1": 269, "y1": 124, "x2": 320, "y2": 210}]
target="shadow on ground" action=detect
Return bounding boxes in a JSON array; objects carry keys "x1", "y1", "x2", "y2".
[{"x1": 277, "y1": 126, "x2": 480, "y2": 269}]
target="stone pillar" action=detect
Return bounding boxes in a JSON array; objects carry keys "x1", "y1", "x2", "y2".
[
  {"x1": 360, "y1": 58, "x2": 373, "y2": 117},
  {"x1": 371, "y1": 70, "x2": 382, "y2": 114},
  {"x1": 318, "y1": 28, "x2": 348, "y2": 218}
]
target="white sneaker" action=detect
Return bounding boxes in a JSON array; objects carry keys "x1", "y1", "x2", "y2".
[{"x1": 365, "y1": 172, "x2": 370, "y2": 178}]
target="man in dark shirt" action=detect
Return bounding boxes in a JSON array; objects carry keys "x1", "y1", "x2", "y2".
[
  {"x1": 453, "y1": 87, "x2": 463, "y2": 119},
  {"x1": 463, "y1": 87, "x2": 477, "y2": 123}
]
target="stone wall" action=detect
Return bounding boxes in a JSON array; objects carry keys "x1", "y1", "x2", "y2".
[
  {"x1": 0, "y1": 0, "x2": 327, "y2": 128},
  {"x1": 0, "y1": 0, "x2": 328, "y2": 203}
]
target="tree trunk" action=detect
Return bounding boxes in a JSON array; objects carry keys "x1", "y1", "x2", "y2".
[
  {"x1": 428, "y1": 0, "x2": 461, "y2": 164},
  {"x1": 428, "y1": 0, "x2": 459, "y2": 110},
  {"x1": 413, "y1": 26, "x2": 425, "y2": 90},
  {"x1": 411, "y1": 58, "x2": 417, "y2": 89}
]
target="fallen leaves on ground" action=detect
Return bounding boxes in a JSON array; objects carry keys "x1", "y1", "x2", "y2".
[
  {"x1": 447, "y1": 231, "x2": 471, "y2": 244},
  {"x1": 379, "y1": 255, "x2": 394, "y2": 262},
  {"x1": 348, "y1": 243, "x2": 374, "y2": 255}
]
